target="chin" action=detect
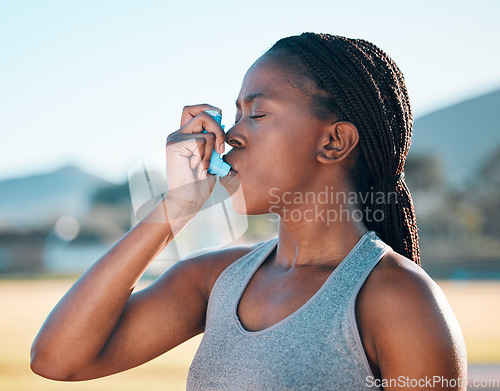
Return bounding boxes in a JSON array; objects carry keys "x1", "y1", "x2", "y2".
[
  {"x1": 226, "y1": 186, "x2": 273, "y2": 216},
  {"x1": 223, "y1": 183, "x2": 248, "y2": 215},
  {"x1": 221, "y1": 178, "x2": 276, "y2": 216}
]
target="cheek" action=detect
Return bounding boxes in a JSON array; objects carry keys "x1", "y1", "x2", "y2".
[
  {"x1": 243, "y1": 147, "x2": 313, "y2": 203},
  {"x1": 263, "y1": 120, "x2": 315, "y2": 165}
]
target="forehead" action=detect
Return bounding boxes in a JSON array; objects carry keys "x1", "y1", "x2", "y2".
[{"x1": 236, "y1": 55, "x2": 309, "y2": 106}]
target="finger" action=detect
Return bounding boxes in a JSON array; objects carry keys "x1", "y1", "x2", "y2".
[
  {"x1": 168, "y1": 131, "x2": 211, "y2": 152},
  {"x1": 189, "y1": 153, "x2": 201, "y2": 170},
  {"x1": 193, "y1": 137, "x2": 212, "y2": 181},
  {"x1": 182, "y1": 112, "x2": 226, "y2": 154},
  {"x1": 201, "y1": 133, "x2": 214, "y2": 174},
  {"x1": 187, "y1": 137, "x2": 203, "y2": 170},
  {"x1": 180, "y1": 104, "x2": 221, "y2": 128},
  {"x1": 189, "y1": 133, "x2": 213, "y2": 168},
  {"x1": 197, "y1": 158, "x2": 207, "y2": 181},
  {"x1": 199, "y1": 172, "x2": 217, "y2": 200}
]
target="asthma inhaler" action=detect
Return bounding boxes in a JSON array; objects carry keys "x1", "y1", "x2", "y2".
[{"x1": 203, "y1": 110, "x2": 231, "y2": 176}]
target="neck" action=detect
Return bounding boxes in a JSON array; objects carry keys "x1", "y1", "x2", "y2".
[{"x1": 272, "y1": 186, "x2": 368, "y2": 270}]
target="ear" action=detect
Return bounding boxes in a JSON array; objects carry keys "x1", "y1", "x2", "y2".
[{"x1": 316, "y1": 121, "x2": 359, "y2": 164}]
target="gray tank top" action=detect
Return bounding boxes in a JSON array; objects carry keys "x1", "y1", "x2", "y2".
[{"x1": 187, "y1": 231, "x2": 389, "y2": 390}]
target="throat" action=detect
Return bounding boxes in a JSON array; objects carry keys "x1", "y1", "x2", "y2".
[
  {"x1": 275, "y1": 222, "x2": 368, "y2": 270},
  {"x1": 236, "y1": 256, "x2": 338, "y2": 332}
]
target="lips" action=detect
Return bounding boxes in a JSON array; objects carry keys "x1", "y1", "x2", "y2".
[
  {"x1": 219, "y1": 154, "x2": 239, "y2": 186},
  {"x1": 222, "y1": 154, "x2": 238, "y2": 173}
]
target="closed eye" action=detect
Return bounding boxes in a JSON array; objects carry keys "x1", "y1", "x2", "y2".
[{"x1": 249, "y1": 114, "x2": 266, "y2": 119}]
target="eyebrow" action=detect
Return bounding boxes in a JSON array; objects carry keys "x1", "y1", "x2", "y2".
[{"x1": 235, "y1": 92, "x2": 270, "y2": 108}]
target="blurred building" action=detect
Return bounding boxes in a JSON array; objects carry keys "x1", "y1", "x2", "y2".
[
  {"x1": 406, "y1": 89, "x2": 500, "y2": 278},
  {"x1": 0, "y1": 166, "x2": 127, "y2": 274},
  {"x1": 1, "y1": 89, "x2": 499, "y2": 279}
]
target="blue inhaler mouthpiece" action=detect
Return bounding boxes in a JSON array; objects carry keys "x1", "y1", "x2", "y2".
[{"x1": 203, "y1": 110, "x2": 231, "y2": 177}]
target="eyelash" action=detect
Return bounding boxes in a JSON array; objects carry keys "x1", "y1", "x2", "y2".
[{"x1": 233, "y1": 114, "x2": 266, "y2": 123}]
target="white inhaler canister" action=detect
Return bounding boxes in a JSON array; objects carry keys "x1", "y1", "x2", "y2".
[{"x1": 203, "y1": 110, "x2": 231, "y2": 176}]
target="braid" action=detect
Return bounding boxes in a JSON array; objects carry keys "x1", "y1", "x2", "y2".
[{"x1": 267, "y1": 33, "x2": 421, "y2": 265}]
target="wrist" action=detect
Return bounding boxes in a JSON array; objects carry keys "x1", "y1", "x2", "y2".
[
  {"x1": 161, "y1": 195, "x2": 200, "y2": 219},
  {"x1": 140, "y1": 195, "x2": 197, "y2": 229}
]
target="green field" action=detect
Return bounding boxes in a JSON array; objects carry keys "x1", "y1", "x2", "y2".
[{"x1": 1, "y1": 279, "x2": 499, "y2": 391}]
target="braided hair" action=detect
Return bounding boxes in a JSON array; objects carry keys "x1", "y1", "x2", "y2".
[{"x1": 266, "y1": 33, "x2": 420, "y2": 265}]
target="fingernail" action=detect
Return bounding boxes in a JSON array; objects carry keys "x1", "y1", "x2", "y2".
[
  {"x1": 219, "y1": 143, "x2": 224, "y2": 154},
  {"x1": 201, "y1": 169, "x2": 208, "y2": 180}
]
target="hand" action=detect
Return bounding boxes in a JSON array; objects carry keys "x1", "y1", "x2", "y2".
[{"x1": 165, "y1": 104, "x2": 226, "y2": 214}]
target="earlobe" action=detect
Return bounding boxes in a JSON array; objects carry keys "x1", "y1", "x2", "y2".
[{"x1": 316, "y1": 121, "x2": 359, "y2": 164}]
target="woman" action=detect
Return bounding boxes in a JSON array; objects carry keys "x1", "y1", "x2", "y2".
[{"x1": 31, "y1": 33, "x2": 467, "y2": 390}]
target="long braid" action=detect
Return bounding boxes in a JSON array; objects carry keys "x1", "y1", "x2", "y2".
[{"x1": 267, "y1": 33, "x2": 421, "y2": 265}]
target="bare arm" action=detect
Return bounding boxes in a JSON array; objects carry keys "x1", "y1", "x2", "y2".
[
  {"x1": 30, "y1": 197, "x2": 198, "y2": 380},
  {"x1": 357, "y1": 252, "x2": 467, "y2": 390},
  {"x1": 30, "y1": 104, "x2": 231, "y2": 380}
]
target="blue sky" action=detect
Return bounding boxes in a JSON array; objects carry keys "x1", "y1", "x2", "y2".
[{"x1": 1, "y1": 0, "x2": 499, "y2": 184}]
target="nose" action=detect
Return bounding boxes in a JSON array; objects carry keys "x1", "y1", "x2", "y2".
[{"x1": 225, "y1": 123, "x2": 247, "y2": 148}]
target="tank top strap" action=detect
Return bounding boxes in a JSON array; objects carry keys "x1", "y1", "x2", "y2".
[
  {"x1": 321, "y1": 230, "x2": 390, "y2": 299},
  {"x1": 205, "y1": 237, "x2": 278, "y2": 328},
  {"x1": 188, "y1": 232, "x2": 390, "y2": 390}
]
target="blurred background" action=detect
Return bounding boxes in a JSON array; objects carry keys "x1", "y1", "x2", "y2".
[{"x1": 1, "y1": 0, "x2": 499, "y2": 390}]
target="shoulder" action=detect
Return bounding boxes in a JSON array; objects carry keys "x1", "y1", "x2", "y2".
[
  {"x1": 360, "y1": 250, "x2": 458, "y2": 325},
  {"x1": 357, "y1": 250, "x2": 467, "y2": 384},
  {"x1": 170, "y1": 239, "x2": 269, "y2": 300},
  {"x1": 361, "y1": 250, "x2": 443, "y2": 307}
]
